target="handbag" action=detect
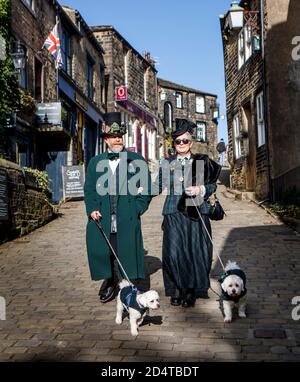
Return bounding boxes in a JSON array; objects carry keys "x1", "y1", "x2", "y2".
[{"x1": 208, "y1": 194, "x2": 225, "y2": 221}]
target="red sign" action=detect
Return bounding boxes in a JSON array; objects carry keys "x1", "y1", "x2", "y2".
[{"x1": 115, "y1": 85, "x2": 128, "y2": 101}]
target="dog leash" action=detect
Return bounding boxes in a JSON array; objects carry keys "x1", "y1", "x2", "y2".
[
  {"x1": 93, "y1": 218, "x2": 132, "y2": 284},
  {"x1": 190, "y1": 197, "x2": 226, "y2": 272}
]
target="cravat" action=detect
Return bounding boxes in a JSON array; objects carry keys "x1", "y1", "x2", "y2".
[{"x1": 108, "y1": 152, "x2": 119, "y2": 161}]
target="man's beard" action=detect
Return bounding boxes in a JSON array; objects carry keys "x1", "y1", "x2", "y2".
[{"x1": 109, "y1": 145, "x2": 124, "y2": 153}]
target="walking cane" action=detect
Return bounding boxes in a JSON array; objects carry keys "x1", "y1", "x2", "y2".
[{"x1": 93, "y1": 218, "x2": 131, "y2": 284}]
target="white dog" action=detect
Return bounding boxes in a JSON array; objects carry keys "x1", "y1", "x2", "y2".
[
  {"x1": 219, "y1": 261, "x2": 247, "y2": 323},
  {"x1": 115, "y1": 280, "x2": 160, "y2": 337}
]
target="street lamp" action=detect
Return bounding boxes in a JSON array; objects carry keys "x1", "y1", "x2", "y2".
[
  {"x1": 226, "y1": 1, "x2": 244, "y2": 30},
  {"x1": 211, "y1": 103, "x2": 220, "y2": 122},
  {"x1": 9, "y1": 41, "x2": 26, "y2": 72}
]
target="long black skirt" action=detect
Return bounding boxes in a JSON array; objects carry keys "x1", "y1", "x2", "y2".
[{"x1": 162, "y1": 212, "x2": 213, "y2": 298}]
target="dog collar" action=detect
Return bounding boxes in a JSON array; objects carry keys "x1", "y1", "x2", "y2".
[{"x1": 218, "y1": 268, "x2": 247, "y2": 302}]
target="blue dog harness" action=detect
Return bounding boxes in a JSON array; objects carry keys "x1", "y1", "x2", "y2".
[
  {"x1": 120, "y1": 286, "x2": 147, "y2": 315},
  {"x1": 218, "y1": 269, "x2": 247, "y2": 303}
]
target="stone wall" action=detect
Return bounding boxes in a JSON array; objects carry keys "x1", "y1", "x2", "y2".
[
  {"x1": 222, "y1": 0, "x2": 269, "y2": 199},
  {"x1": 93, "y1": 27, "x2": 158, "y2": 115},
  {"x1": 0, "y1": 159, "x2": 54, "y2": 244},
  {"x1": 157, "y1": 81, "x2": 219, "y2": 161}
]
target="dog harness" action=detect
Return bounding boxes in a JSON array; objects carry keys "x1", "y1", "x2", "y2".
[
  {"x1": 218, "y1": 269, "x2": 247, "y2": 303},
  {"x1": 120, "y1": 286, "x2": 147, "y2": 315}
]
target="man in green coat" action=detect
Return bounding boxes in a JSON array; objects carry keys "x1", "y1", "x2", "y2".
[{"x1": 84, "y1": 112, "x2": 152, "y2": 303}]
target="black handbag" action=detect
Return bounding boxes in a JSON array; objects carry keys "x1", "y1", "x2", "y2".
[{"x1": 208, "y1": 194, "x2": 225, "y2": 221}]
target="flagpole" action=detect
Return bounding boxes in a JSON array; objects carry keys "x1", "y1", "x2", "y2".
[{"x1": 56, "y1": 14, "x2": 59, "y2": 102}]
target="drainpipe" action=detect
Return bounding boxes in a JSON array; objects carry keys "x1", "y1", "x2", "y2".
[{"x1": 260, "y1": 0, "x2": 274, "y2": 202}]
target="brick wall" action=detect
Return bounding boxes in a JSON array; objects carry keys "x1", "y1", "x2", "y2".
[{"x1": 0, "y1": 159, "x2": 54, "y2": 244}]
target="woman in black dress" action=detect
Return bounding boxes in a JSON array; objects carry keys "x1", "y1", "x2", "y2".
[{"x1": 153, "y1": 119, "x2": 221, "y2": 307}]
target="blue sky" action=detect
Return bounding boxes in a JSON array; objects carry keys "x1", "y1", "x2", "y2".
[{"x1": 62, "y1": 0, "x2": 233, "y2": 143}]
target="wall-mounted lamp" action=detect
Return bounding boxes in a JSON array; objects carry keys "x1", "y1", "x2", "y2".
[
  {"x1": 226, "y1": 1, "x2": 244, "y2": 30},
  {"x1": 9, "y1": 41, "x2": 26, "y2": 71}
]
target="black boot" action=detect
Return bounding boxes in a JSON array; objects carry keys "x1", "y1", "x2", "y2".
[
  {"x1": 99, "y1": 278, "x2": 116, "y2": 303},
  {"x1": 170, "y1": 288, "x2": 182, "y2": 306},
  {"x1": 182, "y1": 288, "x2": 196, "y2": 308}
]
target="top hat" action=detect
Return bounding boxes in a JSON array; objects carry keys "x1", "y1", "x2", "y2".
[
  {"x1": 101, "y1": 112, "x2": 127, "y2": 137},
  {"x1": 171, "y1": 119, "x2": 196, "y2": 139}
]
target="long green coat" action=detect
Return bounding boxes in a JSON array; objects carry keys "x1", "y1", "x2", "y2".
[{"x1": 84, "y1": 150, "x2": 152, "y2": 281}]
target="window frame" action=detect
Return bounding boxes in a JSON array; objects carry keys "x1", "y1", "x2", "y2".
[
  {"x1": 196, "y1": 95, "x2": 205, "y2": 114},
  {"x1": 61, "y1": 28, "x2": 72, "y2": 76},
  {"x1": 175, "y1": 92, "x2": 183, "y2": 109},
  {"x1": 196, "y1": 121, "x2": 207, "y2": 142},
  {"x1": 233, "y1": 114, "x2": 242, "y2": 159},
  {"x1": 256, "y1": 91, "x2": 266, "y2": 147},
  {"x1": 164, "y1": 102, "x2": 173, "y2": 131},
  {"x1": 87, "y1": 55, "x2": 95, "y2": 100},
  {"x1": 238, "y1": 24, "x2": 253, "y2": 70}
]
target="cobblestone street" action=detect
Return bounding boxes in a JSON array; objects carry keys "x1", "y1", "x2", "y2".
[{"x1": 0, "y1": 185, "x2": 300, "y2": 362}]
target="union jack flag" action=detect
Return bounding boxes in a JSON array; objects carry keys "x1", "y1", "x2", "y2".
[{"x1": 42, "y1": 21, "x2": 63, "y2": 69}]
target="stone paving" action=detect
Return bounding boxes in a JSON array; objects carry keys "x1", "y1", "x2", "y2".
[{"x1": 0, "y1": 185, "x2": 300, "y2": 362}]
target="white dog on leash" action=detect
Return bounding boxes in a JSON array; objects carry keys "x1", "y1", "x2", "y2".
[
  {"x1": 115, "y1": 280, "x2": 160, "y2": 336},
  {"x1": 219, "y1": 261, "x2": 247, "y2": 323}
]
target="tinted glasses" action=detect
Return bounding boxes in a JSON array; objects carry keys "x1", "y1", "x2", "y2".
[{"x1": 174, "y1": 139, "x2": 191, "y2": 145}]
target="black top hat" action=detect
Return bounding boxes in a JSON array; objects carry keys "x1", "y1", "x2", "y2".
[
  {"x1": 101, "y1": 112, "x2": 127, "y2": 137},
  {"x1": 171, "y1": 119, "x2": 196, "y2": 139}
]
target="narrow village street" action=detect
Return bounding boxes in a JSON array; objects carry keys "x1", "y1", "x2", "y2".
[{"x1": 0, "y1": 184, "x2": 299, "y2": 362}]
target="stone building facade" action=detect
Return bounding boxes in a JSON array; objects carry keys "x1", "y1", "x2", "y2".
[
  {"x1": 9, "y1": 0, "x2": 106, "y2": 202},
  {"x1": 158, "y1": 78, "x2": 219, "y2": 161},
  {"x1": 220, "y1": 0, "x2": 300, "y2": 201},
  {"x1": 92, "y1": 26, "x2": 159, "y2": 166}
]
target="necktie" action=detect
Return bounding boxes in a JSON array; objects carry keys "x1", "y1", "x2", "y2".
[{"x1": 108, "y1": 152, "x2": 119, "y2": 161}]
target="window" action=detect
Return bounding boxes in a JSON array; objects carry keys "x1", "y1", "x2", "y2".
[
  {"x1": 23, "y1": 0, "x2": 34, "y2": 10},
  {"x1": 87, "y1": 56, "x2": 94, "y2": 100},
  {"x1": 175, "y1": 92, "x2": 182, "y2": 108},
  {"x1": 238, "y1": 25, "x2": 253, "y2": 69},
  {"x1": 144, "y1": 69, "x2": 148, "y2": 103},
  {"x1": 34, "y1": 57, "x2": 43, "y2": 102},
  {"x1": 196, "y1": 95, "x2": 205, "y2": 114},
  {"x1": 256, "y1": 92, "x2": 265, "y2": 147},
  {"x1": 196, "y1": 122, "x2": 206, "y2": 142},
  {"x1": 61, "y1": 29, "x2": 72, "y2": 76},
  {"x1": 233, "y1": 114, "x2": 242, "y2": 159},
  {"x1": 164, "y1": 102, "x2": 173, "y2": 130},
  {"x1": 19, "y1": 49, "x2": 28, "y2": 89},
  {"x1": 100, "y1": 64, "x2": 105, "y2": 105},
  {"x1": 124, "y1": 49, "x2": 129, "y2": 86}
]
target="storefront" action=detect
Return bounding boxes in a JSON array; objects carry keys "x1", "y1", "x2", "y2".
[{"x1": 116, "y1": 98, "x2": 158, "y2": 163}]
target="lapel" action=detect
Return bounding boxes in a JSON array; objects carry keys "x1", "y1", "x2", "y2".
[{"x1": 117, "y1": 149, "x2": 129, "y2": 201}]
